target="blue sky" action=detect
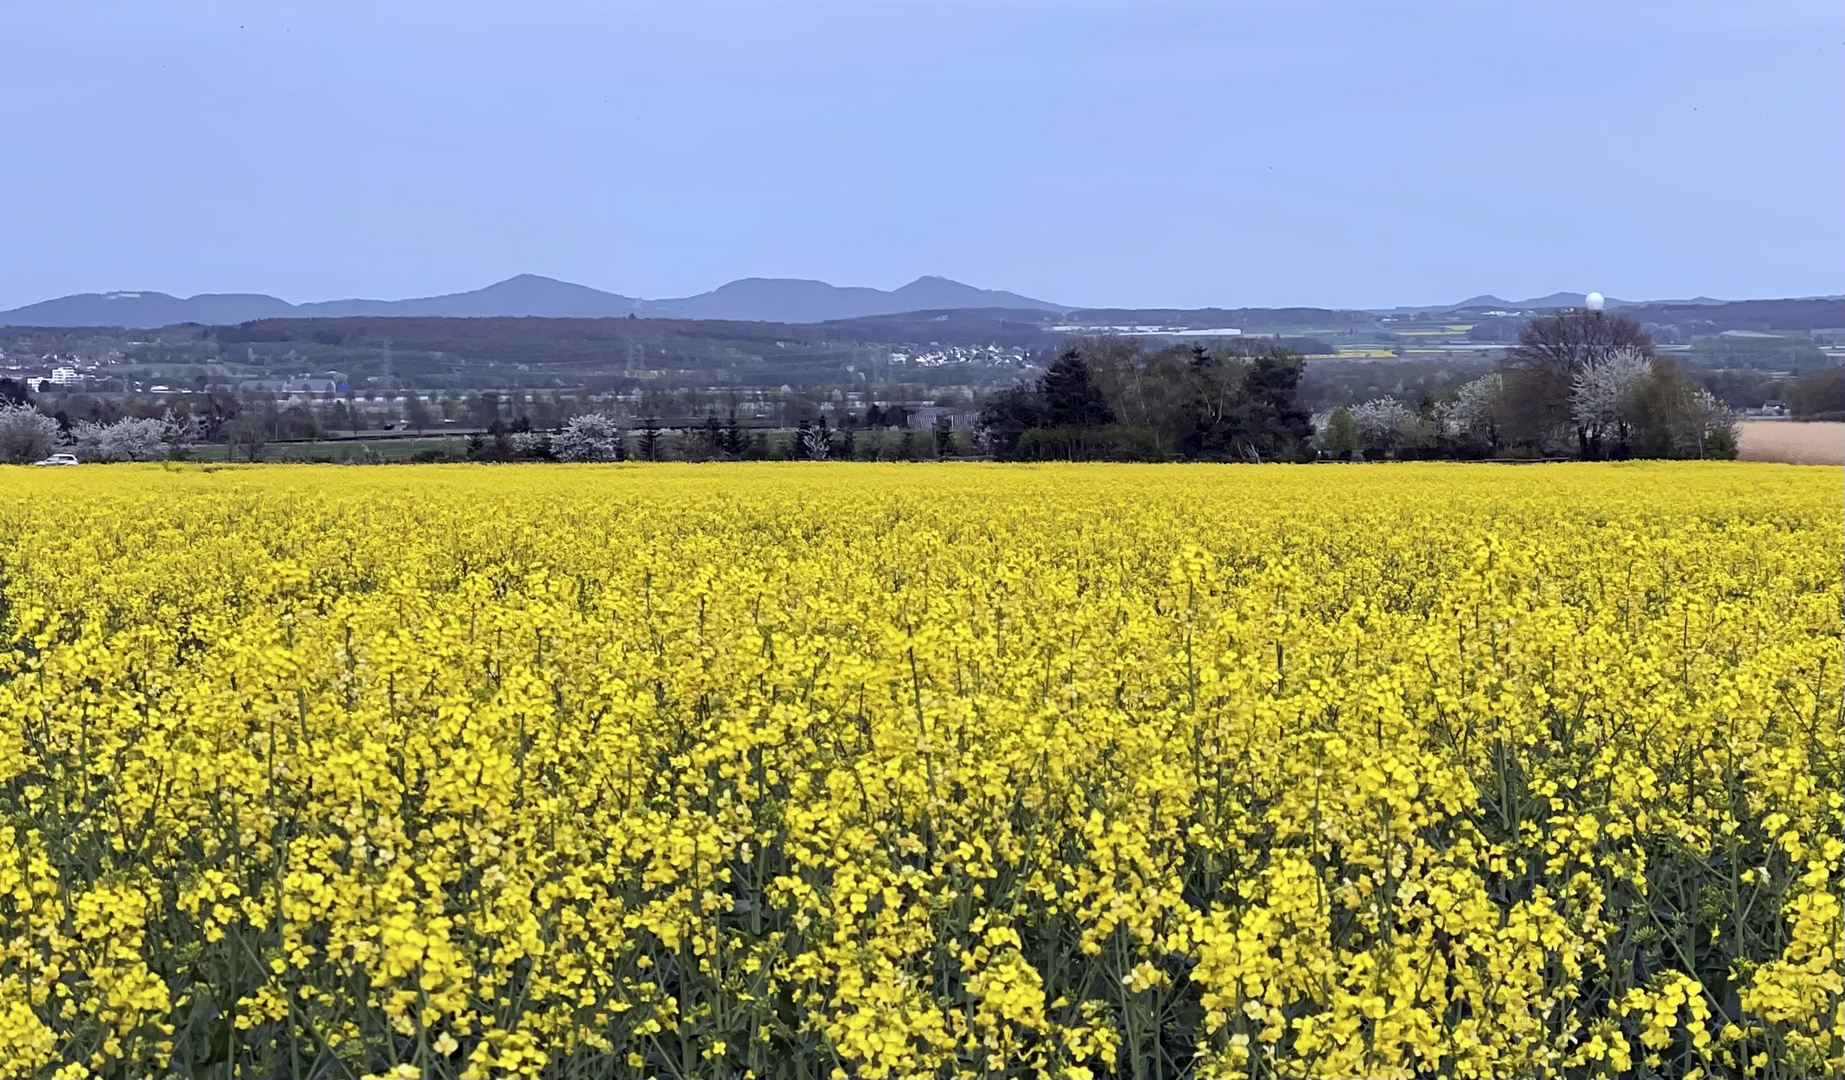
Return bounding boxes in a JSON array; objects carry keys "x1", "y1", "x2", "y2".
[{"x1": 4, "y1": 0, "x2": 1840, "y2": 310}]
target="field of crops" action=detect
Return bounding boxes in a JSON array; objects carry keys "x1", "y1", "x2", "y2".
[
  {"x1": 1737, "y1": 422, "x2": 1845, "y2": 466},
  {"x1": 0, "y1": 462, "x2": 1839, "y2": 1080}
]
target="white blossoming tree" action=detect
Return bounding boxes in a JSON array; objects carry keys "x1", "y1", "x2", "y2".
[
  {"x1": 1569, "y1": 347, "x2": 1653, "y2": 458},
  {"x1": 801, "y1": 424, "x2": 832, "y2": 460},
  {"x1": 0, "y1": 403, "x2": 61, "y2": 463},
  {"x1": 1348, "y1": 397, "x2": 1429, "y2": 457},
  {"x1": 1680, "y1": 386, "x2": 1738, "y2": 458},
  {"x1": 554, "y1": 414, "x2": 627, "y2": 462},
  {"x1": 508, "y1": 431, "x2": 551, "y2": 459},
  {"x1": 69, "y1": 417, "x2": 172, "y2": 462},
  {"x1": 162, "y1": 409, "x2": 202, "y2": 454},
  {"x1": 1438, "y1": 373, "x2": 1505, "y2": 452}
]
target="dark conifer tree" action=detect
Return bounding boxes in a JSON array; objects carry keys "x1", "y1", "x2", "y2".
[
  {"x1": 1041, "y1": 349, "x2": 1115, "y2": 428},
  {"x1": 1243, "y1": 354, "x2": 1313, "y2": 460},
  {"x1": 723, "y1": 410, "x2": 744, "y2": 455}
]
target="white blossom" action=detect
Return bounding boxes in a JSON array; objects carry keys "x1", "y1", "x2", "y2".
[
  {"x1": 508, "y1": 431, "x2": 549, "y2": 458},
  {"x1": 1681, "y1": 387, "x2": 1736, "y2": 456},
  {"x1": 0, "y1": 403, "x2": 61, "y2": 463},
  {"x1": 1570, "y1": 348, "x2": 1652, "y2": 443},
  {"x1": 69, "y1": 417, "x2": 171, "y2": 462},
  {"x1": 1438, "y1": 373, "x2": 1504, "y2": 443},
  {"x1": 162, "y1": 409, "x2": 202, "y2": 447},
  {"x1": 801, "y1": 426, "x2": 832, "y2": 460},
  {"x1": 1348, "y1": 397, "x2": 1427, "y2": 452},
  {"x1": 553, "y1": 414, "x2": 626, "y2": 462}
]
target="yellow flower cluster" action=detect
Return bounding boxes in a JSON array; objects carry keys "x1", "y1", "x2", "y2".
[{"x1": 0, "y1": 461, "x2": 1839, "y2": 1079}]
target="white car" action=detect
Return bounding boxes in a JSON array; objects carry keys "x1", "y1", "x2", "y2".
[{"x1": 33, "y1": 453, "x2": 79, "y2": 467}]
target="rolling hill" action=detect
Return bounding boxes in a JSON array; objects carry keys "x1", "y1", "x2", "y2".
[{"x1": 0, "y1": 274, "x2": 1063, "y2": 328}]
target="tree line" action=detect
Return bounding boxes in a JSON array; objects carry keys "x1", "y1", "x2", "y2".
[
  {"x1": 2, "y1": 309, "x2": 1820, "y2": 465},
  {"x1": 973, "y1": 310, "x2": 1748, "y2": 462},
  {"x1": 463, "y1": 409, "x2": 963, "y2": 464},
  {"x1": 978, "y1": 341, "x2": 1314, "y2": 461}
]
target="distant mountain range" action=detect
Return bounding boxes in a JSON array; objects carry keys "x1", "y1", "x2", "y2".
[
  {"x1": 0, "y1": 274, "x2": 1065, "y2": 328},
  {"x1": 1436, "y1": 292, "x2": 1729, "y2": 312},
  {"x1": 2, "y1": 274, "x2": 1836, "y2": 329},
  {"x1": 1364, "y1": 292, "x2": 1734, "y2": 315}
]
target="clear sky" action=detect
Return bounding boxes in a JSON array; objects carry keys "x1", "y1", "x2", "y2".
[{"x1": 4, "y1": 0, "x2": 1840, "y2": 311}]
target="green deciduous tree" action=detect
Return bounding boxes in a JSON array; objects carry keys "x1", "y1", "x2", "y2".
[{"x1": 1321, "y1": 407, "x2": 1360, "y2": 459}]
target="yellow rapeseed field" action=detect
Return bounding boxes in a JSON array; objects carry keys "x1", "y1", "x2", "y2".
[{"x1": 0, "y1": 462, "x2": 1839, "y2": 1080}]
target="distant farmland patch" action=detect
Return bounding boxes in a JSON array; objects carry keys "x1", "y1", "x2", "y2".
[{"x1": 1737, "y1": 420, "x2": 1845, "y2": 465}]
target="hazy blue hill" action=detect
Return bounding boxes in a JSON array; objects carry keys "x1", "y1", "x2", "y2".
[
  {"x1": 650, "y1": 275, "x2": 1062, "y2": 322},
  {"x1": 885, "y1": 276, "x2": 1062, "y2": 314},
  {"x1": 300, "y1": 275, "x2": 643, "y2": 318},
  {"x1": 1513, "y1": 291, "x2": 1599, "y2": 309},
  {"x1": 1442, "y1": 293, "x2": 1724, "y2": 312},
  {"x1": 649, "y1": 278, "x2": 892, "y2": 322},
  {"x1": 1446, "y1": 292, "x2": 1626, "y2": 310},
  {"x1": 2, "y1": 276, "x2": 1832, "y2": 332},
  {"x1": 0, "y1": 280, "x2": 654, "y2": 327},
  {"x1": 0, "y1": 290, "x2": 297, "y2": 327},
  {"x1": 1, "y1": 273, "x2": 1057, "y2": 327}
]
